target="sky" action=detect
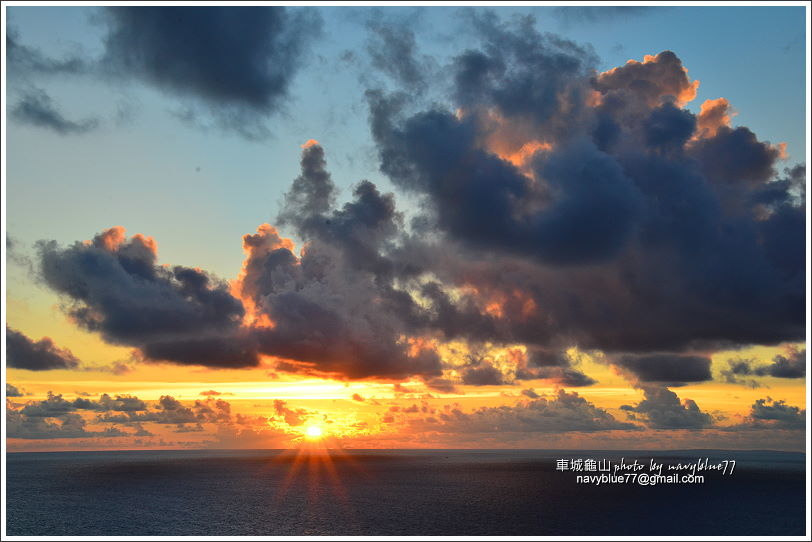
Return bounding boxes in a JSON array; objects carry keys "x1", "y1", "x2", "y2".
[{"x1": 3, "y1": 3, "x2": 809, "y2": 452}]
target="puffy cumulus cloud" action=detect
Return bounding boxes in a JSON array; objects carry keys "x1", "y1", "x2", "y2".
[
  {"x1": 10, "y1": 87, "x2": 99, "y2": 135},
  {"x1": 100, "y1": 6, "x2": 321, "y2": 139},
  {"x1": 553, "y1": 7, "x2": 654, "y2": 25},
  {"x1": 363, "y1": 13, "x2": 804, "y2": 368},
  {"x1": 521, "y1": 388, "x2": 540, "y2": 399},
  {"x1": 233, "y1": 144, "x2": 442, "y2": 380},
  {"x1": 7, "y1": 410, "x2": 130, "y2": 440},
  {"x1": 6, "y1": 26, "x2": 87, "y2": 76},
  {"x1": 410, "y1": 389, "x2": 637, "y2": 433},
  {"x1": 273, "y1": 400, "x2": 309, "y2": 426},
  {"x1": 720, "y1": 347, "x2": 806, "y2": 386},
  {"x1": 513, "y1": 348, "x2": 597, "y2": 386},
  {"x1": 6, "y1": 327, "x2": 80, "y2": 371},
  {"x1": 370, "y1": 94, "x2": 641, "y2": 265},
  {"x1": 6, "y1": 391, "x2": 150, "y2": 440},
  {"x1": 743, "y1": 397, "x2": 805, "y2": 430},
  {"x1": 689, "y1": 125, "x2": 784, "y2": 187},
  {"x1": 613, "y1": 353, "x2": 712, "y2": 386},
  {"x1": 5, "y1": 391, "x2": 288, "y2": 441},
  {"x1": 452, "y1": 11, "x2": 597, "y2": 134},
  {"x1": 36, "y1": 227, "x2": 254, "y2": 368},
  {"x1": 365, "y1": 13, "x2": 434, "y2": 94},
  {"x1": 7, "y1": 383, "x2": 25, "y2": 397},
  {"x1": 620, "y1": 386, "x2": 714, "y2": 430}
]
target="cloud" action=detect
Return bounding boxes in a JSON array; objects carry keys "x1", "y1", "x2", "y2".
[
  {"x1": 233, "y1": 144, "x2": 443, "y2": 380},
  {"x1": 6, "y1": 327, "x2": 81, "y2": 371},
  {"x1": 6, "y1": 392, "x2": 238, "y2": 440},
  {"x1": 273, "y1": 400, "x2": 309, "y2": 426},
  {"x1": 19, "y1": 392, "x2": 147, "y2": 417},
  {"x1": 365, "y1": 15, "x2": 433, "y2": 93},
  {"x1": 364, "y1": 18, "x2": 804, "y2": 362},
  {"x1": 614, "y1": 353, "x2": 712, "y2": 385},
  {"x1": 412, "y1": 389, "x2": 637, "y2": 433},
  {"x1": 200, "y1": 390, "x2": 233, "y2": 396},
  {"x1": 27, "y1": 13, "x2": 805, "y2": 389},
  {"x1": 525, "y1": 366, "x2": 598, "y2": 387},
  {"x1": 594, "y1": 50, "x2": 699, "y2": 108},
  {"x1": 721, "y1": 347, "x2": 805, "y2": 385},
  {"x1": 6, "y1": 383, "x2": 25, "y2": 397},
  {"x1": 620, "y1": 386, "x2": 714, "y2": 429},
  {"x1": 461, "y1": 363, "x2": 506, "y2": 386},
  {"x1": 6, "y1": 391, "x2": 148, "y2": 440},
  {"x1": 745, "y1": 397, "x2": 805, "y2": 429},
  {"x1": 695, "y1": 97, "x2": 733, "y2": 139},
  {"x1": 100, "y1": 6, "x2": 321, "y2": 139},
  {"x1": 7, "y1": 410, "x2": 130, "y2": 440},
  {"x1": 553, "y1": 7, "x2": 655, "y2": 25},
  {"x1": 521, "y1": 388, "x2": 539, "y2": 399},
  {"x1": 10, "y1": 88, "x2": 99, "y2": 135},
  {"x1": 36, "y1": 227, "x2": 253, "y2": 368},
  {"x1": 98, "y1": 395, "x2": 231, "y2": 425},
  {"x1": 6, "y1": 26, "x2": 87, "y2": 75}
]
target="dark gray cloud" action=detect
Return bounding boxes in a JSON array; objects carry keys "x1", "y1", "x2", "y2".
[
  {"x1": 746, "y1": 397, "x2": 805, "y2": 429},
  {"x1": 6, "y1": 391, "x2": 149, "y2": 440},
  {"x1": 7, "y1": 410, "x2": 129, "y2": 440},
  {"x1": 18, "y1": 392, "x2": 146, "y2": 417},
  {"x1": 5, "y1": 391, "x2": 259, "y2": 440},
  {"x1": 6, "y1": 383, "x2": 24, "y2": 397},
  {"x1": 521, "y1": 388, "x2": 540, "y2": 399},
  {"x1": 100, "y1": 6, "x2": 321, "y2": 139},
  {"x1": 11, "y1": 88, "x2": 99, "y2": 135},
  {"x1": 365, "y1": 16, "x2": 433, "y2": 93},
  {"x1": 98, "y1": 395, "x2": 231, "y2": 425},
  {"x1": 614, "y1": 353, "x2": 712, "y2": 385},
  {"x1": 721, "y1": 348, "x2": 806, "y2": 386},
  {"x1": 369, "y1": 95, "x2": 642, "y2": 265},
  {"x1": 553, "y1": 7, "x2": 655, "y2": 25},
  {"x1": 273, "y1": 399, "x2": 308, "y2": 426},
  {"x1": 453, "y1": 11, "x2": 596, "y2": 130},
  {"x1": 414, "y1": 389, "x2": 637, "y2": 433},
  {"x1": 620, "y1": 386, "x2": 714, "y2": 430},
  {"x1": 519, "y1": 366, "x2": 597, "y2": 387},
  {"x1": 36, "y1": 227, "x2": 252, "y2": 368},
  {"x1": 6, "y1": 327, "x2": 81, "y2": 371},
  {"x1": 461, "y1": 363, "x2": 506, "y2": 386}
]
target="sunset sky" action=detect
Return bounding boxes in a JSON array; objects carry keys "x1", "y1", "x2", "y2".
[{"x1": 4, "y1": 4, "x2": 808, "y2": 452}]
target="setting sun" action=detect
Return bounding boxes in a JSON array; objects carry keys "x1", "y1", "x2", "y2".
[{"x1": 305, "y1": 425, "x2": 324, "y2": 439}]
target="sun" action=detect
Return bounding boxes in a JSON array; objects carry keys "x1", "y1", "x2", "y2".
[{"x1": 304, "y1": 425, "x2": 324, "y2": 439}]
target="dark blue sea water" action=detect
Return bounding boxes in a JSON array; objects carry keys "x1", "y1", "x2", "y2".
[{"x1": 5, "y1": 449, "x2": 806, "y2": 536}]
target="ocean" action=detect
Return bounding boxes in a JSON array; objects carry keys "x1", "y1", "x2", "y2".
[{"x1": 5, "y1": 449, "x2": 806, "y2": 536}]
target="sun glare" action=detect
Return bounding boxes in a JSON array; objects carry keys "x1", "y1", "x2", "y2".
[{"x1": 305, "y1": 425, "x2": 324, "y2": 439}]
